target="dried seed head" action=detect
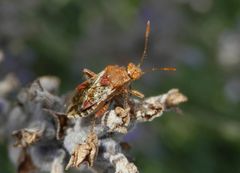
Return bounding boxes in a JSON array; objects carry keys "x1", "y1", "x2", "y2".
[
  {"x1": 66, "y1": 131, "x2": 98, "y2": 170},
  {"x1": 12, "y1": 128, "x2": 43, "y2": 148},
  {"x1": 110, "y1": 153, "x2": 139, "y2": 173},
  {"x1": 43, "y1": 109, "x2": 69, "y2": 140},
  {"x1": 101, "y1": 107, "x2": 131, "y2": 134},
  {"x1": 165, "y1": 89, "x2": 188, "y2": 108},
  {"x1": 135, "y1": 97, "x2": 164, "y2": 122}
]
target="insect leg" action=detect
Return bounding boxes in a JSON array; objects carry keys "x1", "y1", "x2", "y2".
[
  {"x1": 122, "y1": 89, "x2": 131, "y2": 110},
  {"x1": 95, "y1": 102, "x2": 110, "y2": 118},
  {"x1": 76, "y1": 80, "x2": 89, "y2": 92},
  {"x1": 129, "y1": 89, "x2": 145, "y2": 99},
  {"x1": 83, "y1": 68, "x2": 97, "y2": 79}
]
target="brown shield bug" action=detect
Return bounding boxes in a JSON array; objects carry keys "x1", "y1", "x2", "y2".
[{"x1": 66, "y1": 21, "x2": 176, "y2": 119}]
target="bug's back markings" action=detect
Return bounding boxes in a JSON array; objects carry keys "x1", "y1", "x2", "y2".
[{"x1": 66, "y1": 20, "x2": 176, "y2": 119}]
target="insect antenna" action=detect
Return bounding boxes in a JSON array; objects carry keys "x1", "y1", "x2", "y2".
[
  {"x1": 138, "y1": 20, "x2": 151, "y2": 68},
  {"x1": 137, "y1": 21, "x2": 176, "y2": 75},
  {"x1": 152, "y1": 67, "x2": 176, "y2": 71},
  {"x1": 143, "y1": 67, "x2": 176, "y2": 74}
]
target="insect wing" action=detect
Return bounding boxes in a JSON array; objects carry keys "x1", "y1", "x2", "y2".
[
  {"x1": 81, "y1": 71, "x2": 115, "y2": 111},
  {"x1": 66, "y1": 76, "x2": 96, "y2": 118}
]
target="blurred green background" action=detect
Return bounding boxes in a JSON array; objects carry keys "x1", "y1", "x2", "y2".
[{"x1": 1, "y1": 0, "x2": 240, "y2": 172}]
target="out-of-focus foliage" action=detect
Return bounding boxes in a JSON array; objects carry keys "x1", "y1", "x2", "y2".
[{"x1": 1, "y1": 0, "x2": 240, "y2": 173}]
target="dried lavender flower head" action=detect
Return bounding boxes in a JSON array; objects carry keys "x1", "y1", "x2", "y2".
[{"x1": 4, "y1": 74, "x2": 187, "y2": 173}]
